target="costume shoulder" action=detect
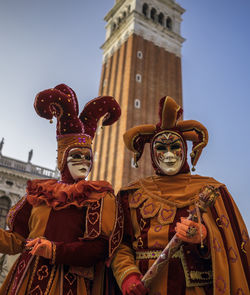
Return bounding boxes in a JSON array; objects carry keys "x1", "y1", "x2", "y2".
[
  {"x1": 119, "y1": 174, "x2": 224, "y2": 196},
  {"x1": 7, "y1": 194, "x2": 32, "y2": 238}
]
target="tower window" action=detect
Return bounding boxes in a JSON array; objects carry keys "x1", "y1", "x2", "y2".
[
  {"x1": 127, "y1": 5, "x2": 131, "y2": 13},
  {"x1": 136, "y1": 74, "x2": 142, "y2": 83},
  {"x1": 142, "y1": 3, "x2": 148, "y2": 17},
  {"x1": 137, "y1": 51, "x2": 143, "y2": 59},
  {"x1": 166, "y1": 17, "x2": 172, "y2": 30},
  {"x1": 123, "y1": 11, "x2": 127, "y2": 19},
  {"x1": 150, "y1": 8, "x2": 156, "y2": 22},
  {"x1": 158, "y1": 13, "x2": 164, "y2": 25},
  {"x1": 134, "y1": 99, "x2": 141, "y2": 109}
]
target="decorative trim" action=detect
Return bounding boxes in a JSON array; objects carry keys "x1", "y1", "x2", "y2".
[
  {"x1": 51, "y1": 242, "x2": 56, "y2": 265},
  {"x1": 6, "y1": 195, "x2": 27, "y2": 231},
  {"x1": 26, "y1": 255, "x2": 40, "y2": 293},
  {"x1": 136, "y1": 250, "x2": 162, "y2": 260},
  {"x1": 44, "y1": 264, "x2": 57, "y2": 295},
  {"x1": 117, "y1": 266, "x2": 140, "y2": 288},
  {"x1": 84, "y1": 199, "x2": 103, "y2": 239},
  {"x1": 109, "y1": 195, "x2": 124, "y2": 257},
  {"x1": 172, "y1": 246, "x2": 213, "y2": 287}
]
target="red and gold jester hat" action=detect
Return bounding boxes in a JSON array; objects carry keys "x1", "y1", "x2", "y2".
[
  {"x1": 123, "y1": 96, "x2": 208, "y2": 174},
  {"x1": 34, "y1": 84, "x2": 121, "y2": 182}
]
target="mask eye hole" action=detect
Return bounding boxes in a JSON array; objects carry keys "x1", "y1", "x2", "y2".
[
  {"x1": 84, "y1": 154, "x2": 91, "y2": 161},
  {"x1": 155, "y1": 145, "x2": 166, "y2": 151},
  {"x1": 70, "y1": 153, "x2": 82, "y2": 160},
  {"x1": 170, "y1": 143, "x2": 180, "y2": 150}
]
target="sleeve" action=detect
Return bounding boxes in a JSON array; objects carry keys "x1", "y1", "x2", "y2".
[
  {"x1": 111, "y1": 191, "x2": 141, "y2": 289},
  {"x1": 0, "y1": 230, "x2": 24, "y2": 255},
  {"x1": 53, "y1": 237, "x2": 109, "y2": 267},
  {"x1": 203, "y1": 185, "x2": 250, "y2": 293},
  {"x1": 0, "y1": 196, "x2": 32, "y2": 255}
]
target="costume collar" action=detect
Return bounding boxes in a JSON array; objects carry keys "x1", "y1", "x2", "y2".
[
  {"x1": 121, "y1": 174, "x2": 223, "y2": 208},
  {"x1": 26, "y1": 179, "x2": 113, "y2": 210}
]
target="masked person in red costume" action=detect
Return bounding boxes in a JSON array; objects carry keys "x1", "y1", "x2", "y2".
[
  {"x1": 111, "y1": 97, "x2": 249, "y2": 295},
  {"x1": 0, "y1": 84, "x2": 123, "y2": 295}
]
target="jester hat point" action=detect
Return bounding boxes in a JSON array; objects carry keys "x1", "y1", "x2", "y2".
[
  {"x1": 34, "y1": 83, "x2": 121, "y2": 173},
  {"x1": 123, "y1": 96, "x2": 208, "y2": 171}
]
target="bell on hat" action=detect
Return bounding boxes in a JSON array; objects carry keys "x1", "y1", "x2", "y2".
[{"x1": 34, "y1": 84, "x2": 121, "y2": 183}]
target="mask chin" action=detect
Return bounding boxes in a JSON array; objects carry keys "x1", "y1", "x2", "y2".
[
  {"x1": 157, "y1": 162, "x2": 183, "y2": 176},
  {"x1": 67, "y1": 163, "x2": 90, "y2": 180}
]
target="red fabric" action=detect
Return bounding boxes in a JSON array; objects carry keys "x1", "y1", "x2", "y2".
[
  {"x1": 11, "y1": 199, "x2": 32, "y2": 239},
  {"x1": 79, "y1": 96, "x2": 121, "y2": 138},
  {"x1": 44, "y1": 206, "x2": 86, "y2": 242},
  {"x1": 34, "y1": 84, "x2": 84, "y2": 136},
  {"x1": 55, "y1": 237, "x2": 109, "y2": 267},
  {"x1": 26, "y1": 178, "x2": 113, "y2": 210},
  {"x1": 121, "y1": 273, "x2": 148, "y2": 295}
]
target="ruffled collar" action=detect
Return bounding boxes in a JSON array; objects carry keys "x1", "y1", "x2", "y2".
[{"x1": 26, "y1": 179, "x2": 113, "y2": 210}]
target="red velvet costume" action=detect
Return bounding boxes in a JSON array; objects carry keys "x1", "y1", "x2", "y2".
[{"x1": 0, "y1": 84, "x2": 123, "y2": 295}]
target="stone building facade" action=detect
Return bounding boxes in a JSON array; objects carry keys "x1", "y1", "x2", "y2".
[{"x1": 90, "y1": 0, "x2": 185, "y2": 191}]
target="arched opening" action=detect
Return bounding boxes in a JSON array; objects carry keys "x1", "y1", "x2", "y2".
[
  {"x1": 0, "y1": 196, "x2": 11, "y2": 229},
  {"x1": 123, "y1": 11, "x2": 127, "y2": 19},
  {"x1": 142, "y1": 3, "x2": 148, "y2": 17},
  {"x1": 166, "y1": 17, "x2": 172, "y2": 30},
  {"x1": 112, "y1": 23, "x2": 117, "y2": 31},
  {"x1": 158, "y1": 13, "x2": 164, "y2": 25},
  {"x1": 150, "y1": 8, "x2": 157, "y2": 22}
]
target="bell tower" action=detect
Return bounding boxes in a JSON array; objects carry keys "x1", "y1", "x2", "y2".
[{"x1": 90, "y1": 0, "x2": 185, "y2": 191}]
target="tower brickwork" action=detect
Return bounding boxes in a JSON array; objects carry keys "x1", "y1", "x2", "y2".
[{"x1": 90, "y1": 0, "x2": 185, "y2": 191}]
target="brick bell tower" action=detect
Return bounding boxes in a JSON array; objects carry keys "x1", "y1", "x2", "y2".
[{"x1": 90, "y1": 0, "x2": 185, "y2": 191}]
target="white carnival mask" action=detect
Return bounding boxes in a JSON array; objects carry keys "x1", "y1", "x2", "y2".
[
  {"x1": 152, "y1": 131, "x2": 185, "y2": 175},
  {"x1": 67, "y1": 147, "x2": 92, "y2": 180}
]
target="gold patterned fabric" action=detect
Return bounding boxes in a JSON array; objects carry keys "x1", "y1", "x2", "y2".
[{"x1": 111, "y1": 174, "x2": 249, "y2": 294}]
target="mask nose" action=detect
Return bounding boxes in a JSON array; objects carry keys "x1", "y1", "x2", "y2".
[{"x1": 163, "y1": 151, "x2": 175, "y2": 161}]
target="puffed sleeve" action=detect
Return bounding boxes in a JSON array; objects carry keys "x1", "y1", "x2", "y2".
[{"x1": 0, "y1": 196, "x2": 32, "y2": 254}]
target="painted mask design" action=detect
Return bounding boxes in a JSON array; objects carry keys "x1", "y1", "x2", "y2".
[
  {"x1": 152, "y1": 131, "x2": 185, "y2": 175},
  {"x1": 67, "y1": 147, "x2": 92, "y2": 180}
]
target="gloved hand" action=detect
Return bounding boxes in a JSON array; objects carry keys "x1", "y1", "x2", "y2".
[
  {"x1": 121, "y1": 273, "x2": 148, "y2": 295},
  {"x1": 175, "y1": 217, "x2": 207, "y2": 244},
  {"x1": 26, "y1": 237, "x2": 52, "y2": 259}
]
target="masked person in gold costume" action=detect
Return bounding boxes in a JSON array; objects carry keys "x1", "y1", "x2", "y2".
[{"x1": 111, "y1": 97, "x2": 249, "y2": 295}]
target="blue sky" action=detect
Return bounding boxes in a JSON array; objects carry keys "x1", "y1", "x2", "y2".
[{"x1": 0, "y1": 0, "x2": 249, "y2": 229}]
